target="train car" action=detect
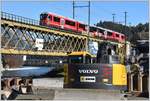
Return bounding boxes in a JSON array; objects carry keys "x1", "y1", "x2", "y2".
[
  {"x1": 40, "y1": 12, "x2": 125, "y2": 43},
  {"x1": 113, "y1": 32, "x2": 121, "y2": 42},
  {"x1": 98, "y1": 28, "x2": 106, "y2": 39},
  {"x1": 96, "y1": 26, "x2": 125, "y2": 43},
  {"x1": 106, "y1": 30, "x2": 115, "y2": 41},
  {"x1": 94, "y1": 26, "x2": 114, "y2": 40},
  {"x1": 89, "y1": 26, "x2": 106, "y2": 39},
  {"x1": 89, "y1": 26, "x2": 99, "y2": 37},
  {"x1": 77, "y1": 22, "x2": 87, "y2": 33},
  {"x1": 96, "y1": 27, "x2": 109, "y2": 39},
  {"x1": 40, "y1": 12, "x2": 87, "y2": 33}
]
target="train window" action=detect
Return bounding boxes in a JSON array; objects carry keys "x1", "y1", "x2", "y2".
[
  {"x1": 40, "y1": 14, "x2": 48, "y2": 20},
  {"x1": 107, "y1": 32, "x2": 112, "y2": 36},
  {"x1": 99, "y1": 29, "x2": 104, "y2": 35},
  {"x1": 116, "y1": 34, "x2": 119, "y2": 37},
  {"x1": 47, "y1": 15, "x2": 52, "y2": 20},
  {"x1": 90, "y1": 27, "x2": 96, "y2": 32},
  {"x1": 121, "y1": 35, "x2": 124, "y2": 39},
  {"x1": 54, "y1": 16, "x2": 60, "y2": 22},
  {"x1": 65, "y1": 20, "x2": 75, "y2": 26},
  {"x1": 96, "y1": 29, "x2": 99, "y2": 32},
  {"x1": 79, "y1": 24, "x2": 85, "y2": 29}
]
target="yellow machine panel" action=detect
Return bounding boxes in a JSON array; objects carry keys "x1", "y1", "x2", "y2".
[
  {"x1": 64, "y1": 64, "x2": 68, "y2": 84},
  {"x1": 112, "y1": 64, "x2": 127, "y2": 85},
  {"x1": 68, "y1": 51, "x2": 92, "y2": 56}
]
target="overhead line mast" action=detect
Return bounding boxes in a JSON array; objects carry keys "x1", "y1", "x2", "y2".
[
  {"x1": 72, "y1": 1, "x2": 91, "y2": 52},
  {"x1": 73, "y1": 1, "x2": 75, "y2": 19},
  {"x1": 112, "y1": 13, "x2": 115, "y2": 23},
  {"x1": 124, "y1": 11, "x2": 127, "y2": 65}
]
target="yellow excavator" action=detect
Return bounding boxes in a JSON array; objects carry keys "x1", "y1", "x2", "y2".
[{"x1": 64, "y1": 42, "x2": 127, "y2": 91}]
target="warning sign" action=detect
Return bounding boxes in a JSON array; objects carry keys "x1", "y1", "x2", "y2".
[{"x1": 35, "y1": 38, "x2": 44, "y2": 50}]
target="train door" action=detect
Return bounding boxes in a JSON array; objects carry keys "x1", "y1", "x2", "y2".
[
  {"x1": 104, "y1": 30, "x2": 107, "y2": 39},
  {"x1": 95, "y1": 29, "x2": 99, "y2": 37},
  {"x1": 99, "y1": 29, "x2": 104, "y2": 39},
  {"x1": 47, "y1": 15, "x2": 52, "y2": 26},
  {"x1": 60, "y1": 18, "x2": 65, "y2": 29}
]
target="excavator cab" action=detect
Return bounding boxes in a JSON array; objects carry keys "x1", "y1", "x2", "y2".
[
  {"x1": 99, "y1": 54, "x2": 120, "y2": 64},
  {"x1": 68, "y1": 51, "x2": 92, "y2": 64}
]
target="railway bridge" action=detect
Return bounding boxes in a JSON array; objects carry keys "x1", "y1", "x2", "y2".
[{"x1": 1, "y1": 12, "x2": 124, "y2": 67}]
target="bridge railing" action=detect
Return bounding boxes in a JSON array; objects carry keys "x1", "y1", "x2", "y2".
[{"x1": 1, "y1": 12, "x2": 39, "y2": 26}]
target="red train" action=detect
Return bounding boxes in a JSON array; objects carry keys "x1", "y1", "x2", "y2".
[
  {"x1": 40, "y1": 12, "x2": 125, "y2": 43},
  {"x1": 40, "y1": 12, "x2": 86, "y2": 33},
  {"x1": 89, "y1": 26, "x2": 125, "y2": 43}
]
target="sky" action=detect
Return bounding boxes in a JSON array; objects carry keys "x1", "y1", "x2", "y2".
[{"x1": 1, "y1": 1, "x2": 149, "y2": 26}]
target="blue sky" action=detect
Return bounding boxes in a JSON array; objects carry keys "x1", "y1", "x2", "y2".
[{"x1": 1, "y1": 1, "x2": 149, "y2": 26}]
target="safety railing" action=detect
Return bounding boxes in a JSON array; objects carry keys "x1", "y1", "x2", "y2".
[{"x1": 1, "y1": 12, "x2": 39, "y2": 26}]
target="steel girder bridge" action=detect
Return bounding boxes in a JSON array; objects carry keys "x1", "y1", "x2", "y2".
[
  {"x1": 1, "y1": 12, "x2": 124, "y2": 57},
  {"x1": 1, "y1": 12, "x2": 98, "y2": 56}
]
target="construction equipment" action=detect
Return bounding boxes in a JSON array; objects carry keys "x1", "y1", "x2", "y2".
[
  {"x1": 127, "y1": 40, "x2": 149, "y2": 97},
  {"x1": 64, "y1": 42, "x2": 127, "y2": 91}
]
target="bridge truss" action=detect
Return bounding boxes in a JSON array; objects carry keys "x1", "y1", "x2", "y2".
[
  {"x1": 1, "y1": 12, "x2": 105, "y2": 56},
  {"x1": 0, "y1": 12, "x2": 126, "y2": 67}
]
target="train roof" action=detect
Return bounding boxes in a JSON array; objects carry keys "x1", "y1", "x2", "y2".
[{"x1": 90, "y1": 25, "x2": 125, "y2": 35}]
